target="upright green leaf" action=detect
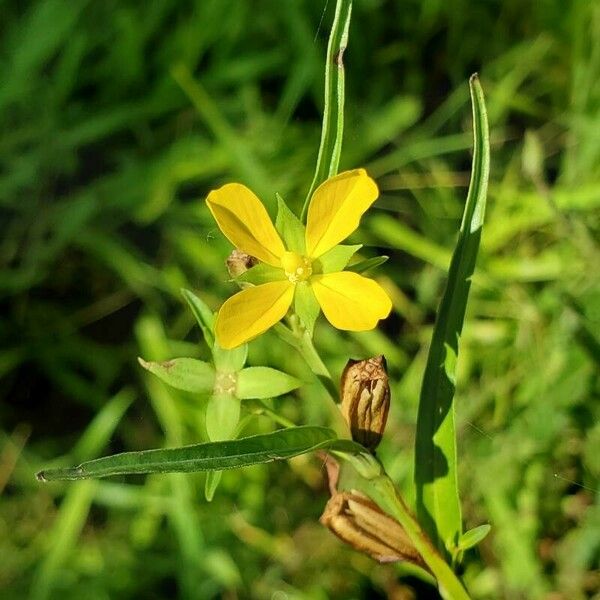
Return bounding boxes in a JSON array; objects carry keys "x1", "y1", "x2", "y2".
[
  {"x1": 414, "y1": 75, "x2": 490, "y2": 556},
  {"x1": 301, "y1": 0, "x2": 353, "y2": 219},
  {"x1": 213, "y1": 341, "x2": 247, "y2": 374},
  {"x1": 181, "y1": 288, "x2": 215, "y2": 349},
  {"x1": 36, "y1": 426, "x2": 346, "y2": 480}
]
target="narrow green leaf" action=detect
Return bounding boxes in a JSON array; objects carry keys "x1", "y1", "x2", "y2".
[
  {"x1": 315, "y1": 244, "x2": 361, "y2": 273},
  {"x1": 414, "y1": 74, "x2": 490, "y2": 556},
  {"x1": 206, "y1": 393, "x2": 240, "y2": 441},
  {"x1": 181, "y1": 288, "x2": 215, "y2": 349},
  {"x1": 138, "y1": 357, "x2": 215, "y2": 393},
  {"x1": 293, "y1": 282, "x2": 321, "y2": 336},
  {"x1": 346, "y1": 255, "x2": 389, "y2": 274},
  {"x1": 275, "y1": 193, "x2": 306, "y2": 253},
  {"x1": 301, "y1": 0, "x2": 353, "y2": 219},
  {"x1": 457, "y1": 524, "x2": 492, "y2": 552},
  {"x1": 36, "y1": 426, "x2": 343, "y2": 480},
  {"x1": 236, "y1": 367, "x2": 301, "y2": 399}
]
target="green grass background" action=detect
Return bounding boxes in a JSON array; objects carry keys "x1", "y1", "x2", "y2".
[{"x1": 1, "y1": 0, "x2": 599, "y2": 598}]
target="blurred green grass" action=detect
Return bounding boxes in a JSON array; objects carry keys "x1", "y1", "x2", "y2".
[{"x1": 1, "y1": 1, "x2": 599, "y2": 598}]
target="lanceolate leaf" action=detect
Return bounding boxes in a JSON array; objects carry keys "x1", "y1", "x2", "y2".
[
  {"x1": 236, "y1": 367, "x2": 301, "y2": 399},
  {"x1": 181, "y1": 288, "x2": 215, "y2": 348},
  {"x1": 138, "y1": 357, "x2": 215, "y2": 393},
  {"x1": 36, "y1": 427, "x2": 356, "y2": 481},
  {"x1": 414, "y1": 75, "x2": 490, "y2": 556}
]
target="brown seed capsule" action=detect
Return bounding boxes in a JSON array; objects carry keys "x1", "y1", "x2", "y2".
[
  {"x1": 226, "y1": 249, "x2": 258, "y2": 279},
  {"x1": 340, "y1": 355, "x2": 390, "y2": 450},
  {"x1": 320, "y1": 490, "x2": 425, "y2": 567}
]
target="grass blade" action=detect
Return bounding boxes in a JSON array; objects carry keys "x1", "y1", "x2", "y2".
[
  {"x1": 301, "y1": 0, "x2": 352, "y2": 219},
  {"x1": 37, "y1": 426, "x2": 349, "y2": 480},
  {"x1": 414, "y1": 74, "x2": 490, "y2": 556}
]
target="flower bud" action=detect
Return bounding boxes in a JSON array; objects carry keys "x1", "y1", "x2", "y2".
[
  {"x1": 226, "y1": 249, "x2": 258, "y2": 279},
  {"x1": 320, "y1": 490, "x2": 425, "y2": 567},
  {"x1": 340, "y1": 355, "x2": 390, "y2": 450}
]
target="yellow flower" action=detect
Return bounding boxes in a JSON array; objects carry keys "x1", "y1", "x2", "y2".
[{"x1": 206, "y1": 169, "x2": 392, "y2": 348}]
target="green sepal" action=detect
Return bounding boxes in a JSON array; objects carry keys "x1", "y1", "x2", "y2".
[
  {"x1": 236, "y1": 367, "x2": 302, "y2": 399},
  {"x1": 235, "y1": 263, "x2": 286, "y2": 286},
  {"x1": 456, "y1": 524, "x2": 491, "y2": 552},
  {"x1": 138, "y1": 357, "x2": 215, "y2": 393},
  {"x1": 275, "y1": 193, "x2": 306, "y2": 254},
  {"x1": 213, "y1": 341, "x2": 247, "y2": 374},
  {"x1": 181, "y1": 288, "x2": 215, "y2": 348},
  {"x1": 314, "y1": 244, "x2": 362, "y2": 273},
  {"x1": 294, "y1": 282, "x2": 321, "y2": 336},
  {"x1": 206, "y1": 393, "x2": 241, "y2": 441},
  {"x1": 346, "y1": 255, "x2": 389, "y2": 274}
]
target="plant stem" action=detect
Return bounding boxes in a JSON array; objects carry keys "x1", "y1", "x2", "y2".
[
  {"x1": 301, "y1": 0, "x2": 353, "y2": 219},
  {"x1": 274, "y1": 322, "x2": 348, "y2": 436},
  {"x1": 364, "y1": 475, "x2": 471, "y2": 600}
]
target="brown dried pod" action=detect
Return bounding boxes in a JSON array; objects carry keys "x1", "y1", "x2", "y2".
[
  {"x1": 226, "y1": 249, "x2": 258, "y2": 279},
  {"x1": 320, "y1": 490, "x2": 425, "y2": 567},
  {"x1": 340, "y1": 355, "x2": 390, "y2": 450}
]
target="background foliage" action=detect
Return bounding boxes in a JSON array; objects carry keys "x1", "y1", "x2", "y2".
[{"x1": 1, "y1": 0, "x2": 599, "y2": 598}]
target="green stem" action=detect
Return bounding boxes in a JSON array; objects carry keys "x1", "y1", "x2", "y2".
[
  {"x1": 301, "y1": 0, "x2": 353, "y2": 220},
  {"x1": 364, "y1": 475, "x2": 471, "y2": 600},
  {"x1": 274, "y1": 322, "x2": 348, "y2": 436},
  {"x1": 246, "y1": 399, "x2": 297, "y2": 429}
]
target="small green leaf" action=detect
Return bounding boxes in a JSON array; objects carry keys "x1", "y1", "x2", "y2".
[
  {"x1": 138, "y1": 357, "x2": 215, "y2": 393},
  {"x1": 315, "y1": 244, "x2": 362, "y2": 273},
  {"x1": 181, "y1": 289, "x2": 215, "y2": 348},
  {"x1": 236, "y1": 263, "x2": 286, "y2": 285},
  {"x1": 346, "y1": 255, "x2": 389, "y2": 274},
  {"x1": 213, "y1": 341, "x2": 247, "y2": 374},
  {"x1": 275, "y1": 193, "x2": 306, "y2": 253},
  {"x1": 205, "y1": 470, "x2": 222, "y2": 502},
  {"x1": 36, "y1": 426, "x2": 346, "y2": 480},
  {"x1": 206, "y1": 393, "x2": 240, "y2": 441},
  {"x1": 236, "y1": 367, "x2": 301, "y2": 399},
  {"x1": 457, "y1": 524, "x2": 492, "y2": 552},
  {"x1": 294, "y1": 282, "x2": 321, "y2": 336}
]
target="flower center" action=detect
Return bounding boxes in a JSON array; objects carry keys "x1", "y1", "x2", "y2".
[{"x1": 280, "y1": 251, "x2": 312, "y2": 283}]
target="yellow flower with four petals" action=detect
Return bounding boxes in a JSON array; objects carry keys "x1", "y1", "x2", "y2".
[{"x1": 207, "y1": 169, "x2": 392, "y2": 348}]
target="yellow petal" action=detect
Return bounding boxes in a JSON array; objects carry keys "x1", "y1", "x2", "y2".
[
  {"x1": 215, "y1": 281, "x2": 294, "y2": 348},
  {"x1": 207, "y1": 183, "x2": 285, "y2": 267},
  {"x1": 305, "y1": 169, "x2": 378, "y2": 258},
  {"x1": 311, "y1": 272, "x2": 392, "y2": 331}
]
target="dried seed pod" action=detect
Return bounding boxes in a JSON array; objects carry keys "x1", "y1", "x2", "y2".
[
  {"x1": 320, "y1": 490, "x2": 425, "y2": 567},
  {"x1": 340, "y1": 355, "x2": 390, "y2": 450},
  {"x1": 226, "y1": 249, "x2": 258, "y2": 279}
]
